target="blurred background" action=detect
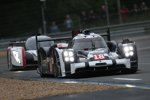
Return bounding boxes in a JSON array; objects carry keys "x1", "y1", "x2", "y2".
[{"x1": 0, "y1": 0, "x2": 150, "y2": 38}]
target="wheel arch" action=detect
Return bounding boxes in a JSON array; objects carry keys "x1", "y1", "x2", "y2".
[{"x1": 49, "y1": 47, "x2": 66, "y2": 77}]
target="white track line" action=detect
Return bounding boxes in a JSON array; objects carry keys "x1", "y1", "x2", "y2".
[{"x1": 113, "y1": 78, "x2": 142, "y2": 81}]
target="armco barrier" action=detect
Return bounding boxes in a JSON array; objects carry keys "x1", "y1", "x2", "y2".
[
  {"x1": 49, "y1": 20, "x2": 150, "y2": 38},
  {"x1": 0, "y1": 20, "x2": 150, "y2": 49}
]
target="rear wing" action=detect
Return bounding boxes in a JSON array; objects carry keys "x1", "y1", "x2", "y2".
[
  {"x1": 9, "y1": 41, "x2": 25, "y2": 47},
  {"x1": 35, "y1": 35, "x2": 72, "y2": 50},
  {"x1": 36, "y1": 36, "x2": 72, "y2": 43}
]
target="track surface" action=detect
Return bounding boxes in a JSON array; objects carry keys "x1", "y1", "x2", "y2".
[{"x1": 0, "y1": 33, "x2": 150, "y2": 99}]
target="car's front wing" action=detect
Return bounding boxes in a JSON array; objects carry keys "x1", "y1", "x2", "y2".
[{"x1": 70, "y1": 59, "x2": 130, "y2": 74}]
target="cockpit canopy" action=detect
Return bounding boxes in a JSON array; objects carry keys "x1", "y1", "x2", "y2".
[{"x1": 68, "y1": 37, "x2": 107, "y2": 50}]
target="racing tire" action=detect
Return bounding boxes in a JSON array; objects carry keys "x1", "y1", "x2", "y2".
[
  {"x1": 130, "y1": 65, "x2": 138, "y2": 73},
  {"x1": 52, "y1": 51, "x2": 61, "y2": 78},
  {"x1": 122, "y1": 65, "x2": 138, "y2": 74},
  {"x1": 129, "y1": 57, "x2": 138, "y2": 74},
  {"x1": 53, "y1": 64, "x2": 59, "y2": 77},
  {"x1": 7, "y1": 50, "x2": 15, "y2": 71},
  {"x1": 38, "y1": 53, "x2": 47, "y2": 78},
  {"x1": 121, "y1": 68, "x2": 137, "y2": 74},
  {"x1": 130, "y1": 68, "x2": 138, "y2": 73}
]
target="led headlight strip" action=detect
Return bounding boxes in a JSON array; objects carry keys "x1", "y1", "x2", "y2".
[
  {"x1": 123, "y1": 45, "x2": 134, "y2": 57},
  {"x1": 63, "y1": 50, "x2": 74, "y2": 62}
]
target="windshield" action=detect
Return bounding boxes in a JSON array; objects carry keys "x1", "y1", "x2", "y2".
[
  {"x1": 25, "y1": 36, "x2": 54, "y2": 50},
  {"x1": 72, "y1": 37, "x2": 107, "y2": 50}
]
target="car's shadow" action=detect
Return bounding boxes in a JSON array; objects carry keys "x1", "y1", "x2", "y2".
[{"x1": 57, "y1": 70, "x2": 140, "y2": 79}]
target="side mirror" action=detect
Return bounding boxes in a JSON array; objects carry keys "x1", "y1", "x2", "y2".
[
  {"x1": 56, "y1": 43, "x2": 68, "y2": 49},
  {"x1": 107, "y1": 41, "x2": 117, "y2": 52}
]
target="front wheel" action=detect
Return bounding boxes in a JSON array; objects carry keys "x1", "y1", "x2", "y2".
[
  {"x1": 130, "y1": 64, "x2": 138, "y2": 73},
  {"x1": 130, "y1": 56, "x2": 138, "y2": 73},
  {"x1": 52, "y1": 51, "x2": 61, "y2": 77},
  {"x1": 53, "y1": 64, "x2": 59, "y2": 77},
  {"x1": 38, "y1": 66, "x2": 47, "y2": 77},
  {"x1": 121, "y1": 68, "x2": 138, "y2": 74},
  {"x1": 122, "y1": 63, "x2": 138, "y2": 74}
]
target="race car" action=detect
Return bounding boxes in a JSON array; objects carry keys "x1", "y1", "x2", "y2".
[
  {"x1": 37, "y1": 30, "x2": 138, "y2": 77},
  {"x1": 7, "y1": 35, "x2": 54, "y2": 71}
]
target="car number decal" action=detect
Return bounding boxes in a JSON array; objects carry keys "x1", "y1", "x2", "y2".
[
  {"x1": 94, "y1": 54, "x2": 105, "y2": 60},
  {"x1": 12, "y1": 51, "x2": 21, "y2": 64}
]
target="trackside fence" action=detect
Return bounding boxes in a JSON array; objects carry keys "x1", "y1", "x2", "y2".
[
  {"x1": 49, "y1": 20, "x2": 150, "y2": 38},
  {"x1": 1, "y1": 20, "x2": 150, "y2": 50}
]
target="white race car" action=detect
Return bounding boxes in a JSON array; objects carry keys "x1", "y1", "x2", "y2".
[
  {"x1": 7, "y1": 35, "x2": 54, "y2": 71},
  {"x1": 37, "y1": 30, "x2": 138, "y2": 77}
]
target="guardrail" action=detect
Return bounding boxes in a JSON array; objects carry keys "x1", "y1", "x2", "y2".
[
  {"x1": 49, "y1": 20, "x2": 150, "y2": 38},
  {"x1": 0, "y1": 20, "x2": 150, "y2": 50}
]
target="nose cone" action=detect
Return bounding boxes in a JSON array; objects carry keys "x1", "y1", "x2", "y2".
[
  {"x1": 89, "y1": 48, "x2": 108, "y2": 54},
  {"x1": 87, "y1": 48, "x2": 109, "y2": 60}
]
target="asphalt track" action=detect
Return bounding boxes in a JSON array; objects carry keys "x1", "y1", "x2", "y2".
[{"x1": 0, "y1": 33, "x2": 150, "y2": 100}]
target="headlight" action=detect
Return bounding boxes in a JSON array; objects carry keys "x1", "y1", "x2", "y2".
[
  {"x1": 129, "y1": 46, "x2": 133, "y2": 51},
  {"x1": 123, "y1": 45, "x2": 134, "y2": 57},
  {"x1": 70, "y1": 57, "x2": 74, "y2": 62},
  {"x1": 64, "y1": 57, "x2": 69, "y2": 62},
  {"x1": 68, "y1": 51, "x2": 74, "y2": 56},
  {"x1": 129, "y1": 51, "x2": 134, "y2": 56},
  {"x1": 63, "y1": 50, "x2": 74, "y2": 62},
  {"x1": 124, "y1": 46, "x2": 129, "y2": 52},
  {"x1": 125, "y1": 52, "x2": 129, "y2": 57},
  {"x1": 63, "y1": 51, "x2": 68, "y2": 57}
]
